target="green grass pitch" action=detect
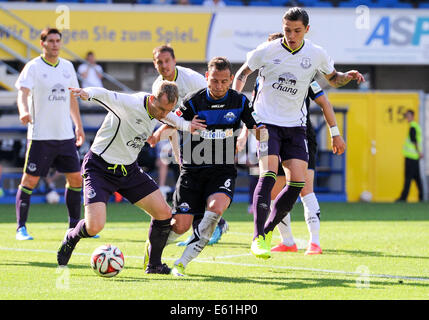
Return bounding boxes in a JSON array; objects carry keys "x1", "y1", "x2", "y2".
[{"x1": 0, "y1": 202, "x2": 428, "y2": 300}]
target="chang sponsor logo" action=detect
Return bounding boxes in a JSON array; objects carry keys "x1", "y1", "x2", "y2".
[
  {"x1": 126, "y1": 135, "x2": 145, "y2": 149},
  {"x1": 48, "y1": 84, "x2": 67, "y2": 102},
  {"x1": 272, "y1": 72, "x2": 298, "y2": 95}
]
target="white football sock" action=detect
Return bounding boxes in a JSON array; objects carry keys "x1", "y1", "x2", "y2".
[
  {"x1": 166, "y1": 230, "x2": 183, "y2": 245},
  {"x1": 273, "y1": 201, "x2": 295, "y2": 246},
  {"x1": 301, "y1": 193, "x2": 320, "y2": 246},
  {"x1": 175, "y1": 211, "x2": 220, "y2": 268}
]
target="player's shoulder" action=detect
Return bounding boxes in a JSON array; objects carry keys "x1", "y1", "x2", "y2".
[
  {"x1": 176, "y1": 65, "x2": 203, "y2": 78},
  {"x1": 303, "y1": 39, "x2": 329, "y2": 55},
  {"x1": 184, "y1": 87, "x2": 206, "y2": 101},
  {"x1": 132, "y1": 91, "x2": 150, "y2": 101},
  {"x1": 59, "y1": 57, "x2": 74, "y2": 67},
  {"x1": 228, "y1": 88, "x2": 248, "y2": 102},
  {"x1": 256, "y1": 38, "x2": 281, "y2": 51},
  {"x1": 24, "y1": 56, "x2": 42, "y2": 68},
  {"x1": 152, "y1": 74, "x2": 163, "y2": 90}
]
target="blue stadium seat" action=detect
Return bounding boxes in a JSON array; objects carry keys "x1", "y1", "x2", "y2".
[
  {"x1": 300, "y1": 0, "x2": 333, "y2": 7},
  {"x1": 248, "y1": 0, "x2": 272, "y2": 6},
  {"x1": 82, "y1": 0, "x2": 109, "y2": 2},
  {"x1": 190, "y1": 0, "x2": 204, "y2": 4},
  {"x1": 270, "y1": 0, "x2": 287, "y2": 5},
  {"x1": 376, "y1": 0, "x2": 413, "y2": 7},
  {"x1": 224, "y1": 0, "x2": 244, "y2": 5},
  {"x1": 338, "y1": 0, "x2": 381, "y2": 7},
  {"x1": 419, "y1": 2, "x2": 429, "y2": 7},
  {"x1": 311, "y1": 1, "x2": 334, "y2": 7},
  {"x1": 136, "y1": 0, "x2": 152, "y2": 3}
]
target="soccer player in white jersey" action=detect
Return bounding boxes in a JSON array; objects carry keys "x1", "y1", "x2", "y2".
[
  {"x1": 15, "y1": 28, "x2": 85, "y2": 241},
  {"x1": 151, "y1": 45, "x2": 229, "y2": 246},
  {"x1": 233, "y1": 7, "x2": 364, "y2": 259},
  {"x1": 57, "y1": 81, "x2": 206, "y2": 274}
]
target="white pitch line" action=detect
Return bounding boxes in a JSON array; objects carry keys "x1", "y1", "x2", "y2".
[{"x1": 1, "y1": 246, "x2": 428, "y2": 283}]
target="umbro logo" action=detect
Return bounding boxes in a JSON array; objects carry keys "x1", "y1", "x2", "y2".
[{"x1": 273, "y1": 59, "x2": 282, "y2": 64}]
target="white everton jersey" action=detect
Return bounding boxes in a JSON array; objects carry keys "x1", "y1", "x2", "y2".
[
  {"x1": 246, "y1": 38, "x2": 335, "y2": 127},
  {"x1": 86, "y1": 88, "x2": 158, "y2": 165},
  {"x1": 152, "y1": 65, "x2": 206, "y2": 109},
  {"x1": 15, "y1": 56, "x2": 79, "y2": 140}
]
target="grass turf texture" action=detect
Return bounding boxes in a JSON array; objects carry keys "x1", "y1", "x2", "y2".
[{"x1": 0, "y1": 202, "x2": 428, "y2": 300}]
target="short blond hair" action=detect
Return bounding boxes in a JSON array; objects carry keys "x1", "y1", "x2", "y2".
[{"x1": 153, "y1": 80, "x2": 178, "y2": 105}]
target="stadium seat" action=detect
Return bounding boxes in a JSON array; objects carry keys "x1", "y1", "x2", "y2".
[
  {"x1": 224, "y1": 0, "x2": 244, "y2": 5},
  {"x1": 300, "y1": 0, "x2": 334, "y2": 7},
  {"x1": 82, "y1": 0, "x2": 109, "y2": 2},
  {"x1": 310, "y1": 1, "x2": 334, "y2": 7},
  {"x1": 136, "y1": 0, "x2": 152, "y2": 3},
  {"x1": 419, "y1": 2, "x2": 429, "y2": 7},
  {"x1": 375, "y1": 0, "x2": 413, "y2": 7},
  {"x1": 338, "y1": 0, "x2": 382, "y2": 7},
  {"x1": 248, "y1": 0, "x2": 272, "y2": 6},
  {"x1": 270, "y1": 0, "x2": 299, "y2": 6},
  {"x1": 189, "y1": 0, "x2": 205, "y2": 4}
]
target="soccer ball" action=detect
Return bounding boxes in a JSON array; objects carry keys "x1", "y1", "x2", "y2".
[
  {"x1": 90, "y1": 244, "x2": 124, "y2": 277},
  {"x1": 360, "y1": 191, "x2": 373, "y2": 203},
  {"x1": 46, "y1": 190, "x2": 60, "y2": 204}
]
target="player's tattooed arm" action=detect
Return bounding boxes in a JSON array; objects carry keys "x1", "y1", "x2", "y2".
[
  {"x1": 232, "y1": 64, "x2": 253, "y2": 92},
  {"x1": 325, "y1": 70, "x2": 365, "y2": 88}
]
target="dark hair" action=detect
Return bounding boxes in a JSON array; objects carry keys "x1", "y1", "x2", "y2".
[
  {"x1": 86, "y1": 51, "x2": 94, "y2": 57},
  {"x1": 207, "y1": 56, "x2": 232, "y2": 73},
  {"x1": 283, "y1": 7, "x2": 309, "y2": 27},
  {"x1": 267, "y1": 32, "x2": 284, "y2": 42},
  {"x1": 153, "y1": 45, "x2": 175, "y2": 60},
  {"x1": 40, "y1": 28, "x2": 62, "y2": 41},
  {"x1": 406, "y1": 109, "x2": 415, "y2": 116}
]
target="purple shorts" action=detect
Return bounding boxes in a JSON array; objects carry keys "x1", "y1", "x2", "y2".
[
  {"x1": 81, "y1": 150, "x2": 158, "y2": 205},
  {"x1": 24, "y1": 139, "x2": 80, "y2": 177},
  {"x1": 258, "y1": 125, "x2": 309, "y2": 163}
]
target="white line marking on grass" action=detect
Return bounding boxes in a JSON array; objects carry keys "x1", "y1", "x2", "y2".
[{"x1": 1, "y1": 246, "x2": 428, "y2": 283}]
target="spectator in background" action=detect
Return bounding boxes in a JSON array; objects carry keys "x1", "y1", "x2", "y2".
[
  {"x1": 396, "y1": 109, "x2": 424, "y2": 202},
  {"x1": 203, "y1": 0, "x2": 226, "y2": 6},
  {"x1": 78, "y1": 51, "x2": 104, "y2": 88},
  {"x1": 176, "y1": 0, "x2": 190, "y2": 4}
]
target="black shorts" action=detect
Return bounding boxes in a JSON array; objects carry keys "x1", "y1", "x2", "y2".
[
  {"x1": 173, "y1": 166, "x2": 237, "y2": 216},
  {"x1": 277, "y1": 125, "x2": 317, "y2": 176},
  {"x1": 306, "y1": 125, "x2": 317, "y2": 170}
]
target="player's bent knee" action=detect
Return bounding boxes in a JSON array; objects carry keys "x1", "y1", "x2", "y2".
[{"x1": 171, "y1": 215, "x2": 192, "y2": 234}]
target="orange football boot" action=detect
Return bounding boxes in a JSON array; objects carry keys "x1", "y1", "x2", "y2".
[
  {"x1": 304, "y1": 243, "x2": 322, "y2": 255},
  {"x1": 271, "y1": 243, "x2": 298, "y2": 252}
]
